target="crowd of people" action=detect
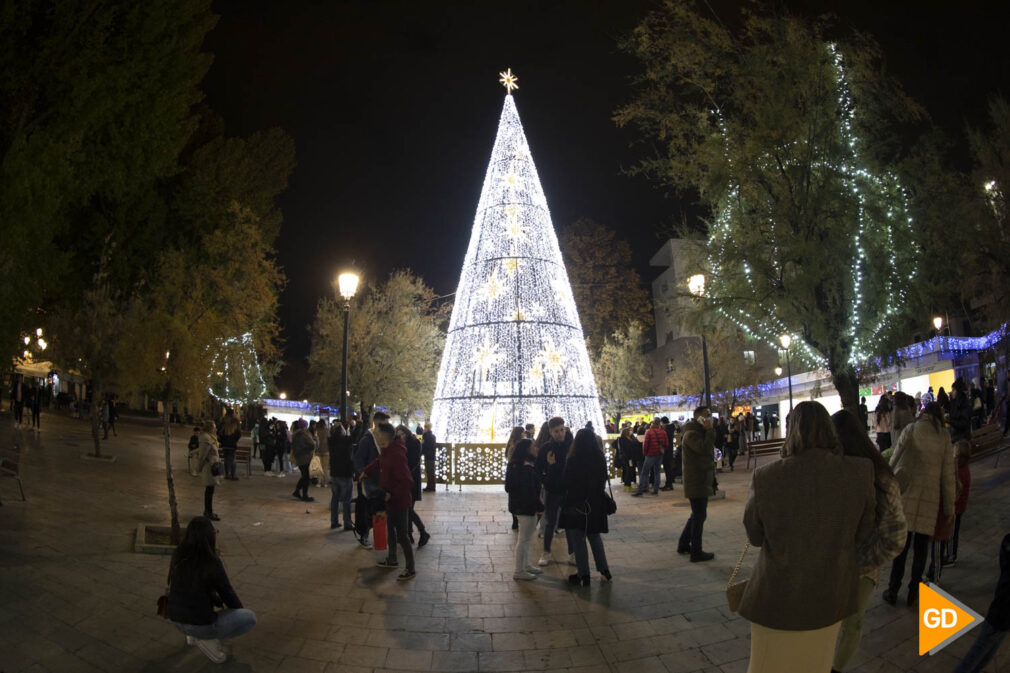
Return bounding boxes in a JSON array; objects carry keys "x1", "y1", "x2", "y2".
[{"x1": 158, "y1": 379, "x2": 1010, "y2": 670}]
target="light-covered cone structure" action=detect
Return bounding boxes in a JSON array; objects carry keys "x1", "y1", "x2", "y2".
[{"x1": 430, "y1": 86, "x2": 605, "y2": 443}]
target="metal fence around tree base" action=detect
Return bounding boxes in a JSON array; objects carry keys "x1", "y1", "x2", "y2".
[{"x1": 423, "y1": 442, "x2": 617, "y2": 488}]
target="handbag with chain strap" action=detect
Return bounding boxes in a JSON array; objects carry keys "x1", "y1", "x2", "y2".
[{"x1": 725, "y1": 541, "x2": 751, "y2": 613}]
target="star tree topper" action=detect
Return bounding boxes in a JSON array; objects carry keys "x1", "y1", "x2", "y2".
[{"x1": 499, "y1": 68, "x2": 518, "y2": 94}]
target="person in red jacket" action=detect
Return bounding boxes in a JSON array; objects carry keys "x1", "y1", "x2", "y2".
[
  {"x1": 358, "y1": 422, "x2": 416, "y2": 581},
  {"x1": 633, "y1": 419, "x2": 668, "y2": 496}
]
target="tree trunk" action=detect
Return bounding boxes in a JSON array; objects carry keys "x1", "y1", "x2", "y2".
[
  {"x1": 832, "y1": 368, "x2": 860, "y2": 414},
  {"x1": 164, "y1": 388, "x2": 182, "y2": 544},
  {"x1": 89, "y1": 380, "x2": 103, "y2": 457}
]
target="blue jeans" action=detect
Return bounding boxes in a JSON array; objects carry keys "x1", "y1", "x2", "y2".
[
  {"x1": 637, "y1": 455, "x2": 662, "y2": 494},
  {"x1": 172, "y1": 608, "x2": 257, "y2": 641},
  {"x1": 542, "y1": 492, "x2": 572, "y2": 555},
  {"x1": 953, "y1": 620, "x2": 1007, "y2": 673},
  {"x1": 566, "y1": 528, "x2": 609, "y2": 577},
  {"x1": 330, "y1": 477, "x2": 353, "y2": 527}
]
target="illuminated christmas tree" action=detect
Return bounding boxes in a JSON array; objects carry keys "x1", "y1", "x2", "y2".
[
  {"x1": 431, "y1": 70, "x2": 605, "y2": 443},
  {"x1": 207, "y1": 332, "x2": 269, "y2": 406}
]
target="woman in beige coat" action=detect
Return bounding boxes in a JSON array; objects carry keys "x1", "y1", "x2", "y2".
[
  {"x1": 740, "y1": 401, "x2": 876, "y2": 673},
  {"x1": 199, "y1": 420, "x2": 223, "y2": 521},
  {"x1": 884, "y1": 402, "x2": 955, "y2": 607}
]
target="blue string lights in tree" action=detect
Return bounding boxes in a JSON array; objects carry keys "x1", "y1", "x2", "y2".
[{"x1": 430, "y1": 71, "x2": 605, "y2": 443}]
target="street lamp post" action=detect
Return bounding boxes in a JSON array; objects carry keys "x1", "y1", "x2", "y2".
[
  {"x1": 687, "y1": 274, "x2": 711, "y2": 408},
  {"x1": 337, "y1": 272, "x2": 360, "y2": 427},
  {"x1": 780, "y1": 334, "x2": 793, "y2": 413}
]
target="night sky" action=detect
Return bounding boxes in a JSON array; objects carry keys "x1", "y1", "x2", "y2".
[{"x1": 201, "y1": 0, "x2": 1009, "y2": 392}]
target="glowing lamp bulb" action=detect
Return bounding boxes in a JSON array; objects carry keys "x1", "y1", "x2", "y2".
[
  {"x1": 779, "y1": 334, "x2": 792, "y2": 349},
  {"x1": 933, "y1": 316, "x2": 943, "y2": 331},
  {"x1": 688, "y1": 274, "x2": 706, "y2": 297},
  {"x1": 338, "y1": 272, "x2": 359, "y2": 300},
  {"x1": 279, "y1": 392, "x2": 287, "y2": 400},
  {"x1": 774, "y1": 366, "x2": 783, "y2": 376},
  {"x1": 36, "y1": 328, "x2": 43, "y2": 337}
]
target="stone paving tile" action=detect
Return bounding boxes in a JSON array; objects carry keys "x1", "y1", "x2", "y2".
[{"x1": 3, "y1": 412, "x2": 1010, "y2": 672}]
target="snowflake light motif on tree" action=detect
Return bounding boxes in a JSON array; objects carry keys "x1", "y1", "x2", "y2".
[{"x1": 430, "y1": 71, "x2": 605, "y2": 442}]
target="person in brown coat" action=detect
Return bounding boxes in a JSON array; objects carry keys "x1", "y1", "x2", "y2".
[
  {"x1": 883, "y1": 402, "x2": 956, "y2": 607},
  {"x1": 739, "y1": 401, "x2": 876, "y2": 673}
]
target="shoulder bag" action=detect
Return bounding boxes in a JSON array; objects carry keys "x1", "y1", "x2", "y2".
[
  {"x1": 603, "y1": 479, "x2": 617, "y2": 515},
  {"x1": 725, "y1": 542, "x2": 751, "y2": 613}
]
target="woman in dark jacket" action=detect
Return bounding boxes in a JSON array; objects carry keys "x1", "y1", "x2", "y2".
[
  {"x1": 560, "y1": 428, "x2": 612, "y2": 586},
  {"x1": 166, "y1": 516, "x2": 256, "y2": 663},
  {"x1": 290, "y1": 420, "x2": 316, "y2": 502},
  {"x1": 613, "y1": 425, "x2": 642, "y2": 490},
  {"x1": 397, "y1": 425, "x2": 430, "y2": 547},
  {"x1": 506, "y1": 438, "x2": 543, "y2": 580}
]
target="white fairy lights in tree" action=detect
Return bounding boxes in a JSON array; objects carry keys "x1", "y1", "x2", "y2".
[
  {"x1": 430, "y1": 71, "x2": 605, "y2": 442},
  {"x1": 707, "y1": 45, "x2": 915, "y2": 368},
  {"x1": 207, "y1": 332, "x2": 268, "y2": 406}
]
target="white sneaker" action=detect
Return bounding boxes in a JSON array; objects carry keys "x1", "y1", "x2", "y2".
[
  {"x1": 185, "y1": 635, "x2": 196, "y2": 645},
  {"x1": 513, "y1": 570, "x2": 537, "y2": 581},
  {"x1": 568, "y1": 554, "x2": 576, "y2": 566},
  {"x1": 525, "y1": 566, "x2": 543, "y2": 574},
  {"x1": 195, "y1": 638, "x2": 227, "y2": 663},
  {"x1": 537, "y1": 554, "x2": 550, "y2": 566}
]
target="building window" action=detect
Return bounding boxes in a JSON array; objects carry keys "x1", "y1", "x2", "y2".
[
  {"x1": 743, "y1": 350, "x2": 755, "y2": 365},
  {"x1": 666, "y1": 358, "x2": 674, "y2": 373}
]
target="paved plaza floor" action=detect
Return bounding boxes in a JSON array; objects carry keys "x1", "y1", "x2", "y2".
[{"x1": 2, "y1": 412, "x2": 1010, "y2": 672}]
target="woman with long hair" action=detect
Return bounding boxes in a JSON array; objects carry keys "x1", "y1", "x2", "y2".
[
  {"x1": 217, "y1": 409, "x2": 242, "y2": 481},
  {"x1": 739, "y1": 402, "x2": 875, "y2": 673},
  {"x1": 198, "y1": 420, "x2": 222, "y2": 521},
  {"x1": 506, "y1": 438, "x2": 543, "y2": 580},
  {"x1": 532, "y1": 421, "x2": 550, "y2": 456},
  {"x1": 560, "y1": 428, "x2": 612, "y2": 586},
  {"x1": 505, "y1": 426, "x2": 526, "y2": 530},
  {"x1": 290, "y1": 419, "x2": 317, "y2": 502},
  {"x1": 830, "y1": 410, "x2": 907, "y2": 672},
  {"x1": 166, "y1": 516, "x2": 256, "y2": 663},
  {"x1": 884, "y1": 401, "x2": 956, "y2": 607},
  {"x1": 614, "y1": 425, "x2": 642, "y2": 491}
]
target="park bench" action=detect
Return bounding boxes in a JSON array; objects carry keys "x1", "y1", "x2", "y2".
[
  {"x1": 0, "y1": 444, "x2": 25, "y2": 503},
  {"x1": 234, "y1": 445, "x2": 252, "y2": 477},
  {"x1": 968, "y1": 423, "x2": 1008, "y2": 467},
  {"x1": 745, "y1": 438, "x2": 784, "y2": 470}
]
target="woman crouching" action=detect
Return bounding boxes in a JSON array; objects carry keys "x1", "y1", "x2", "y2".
[{"x1": 166, "y1": 516, "x2": 256, "y2": 663}]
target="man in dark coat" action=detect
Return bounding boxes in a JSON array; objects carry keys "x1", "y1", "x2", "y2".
[
  {"x1": 678, "y1": 406, "x2": 716, "y2": 562},
  {"x1": 534, "y1": 417, "x2": 574, "y2": 566},
  {"x1": 661, "y1": 417, "x2": 676, "y2": 491},
  {"x1": 421, "y1": 422, "x2": 437, "y2": 492},
  {"x1": 401, "y1": 425, "x2": 430, "y2": 547}
]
